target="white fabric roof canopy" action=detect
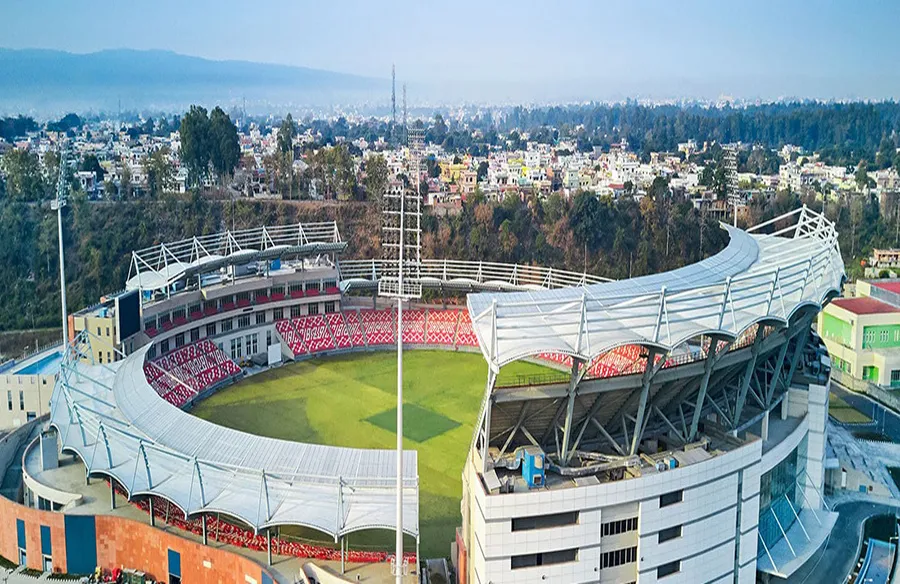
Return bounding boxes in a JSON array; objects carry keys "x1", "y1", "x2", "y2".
[
  {"x1": 467, "y1": 206, "x2": 844, "y2": 370},
  {"x1": 50, "y1": 343, "x2": 418, "y2": 537}
]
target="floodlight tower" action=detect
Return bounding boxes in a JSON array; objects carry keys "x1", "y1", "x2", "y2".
[
  {"x1": 379, "y1": 125, "x2": 423, "y2": 583},
  {"x1": 724, "y1": 144, "x2": 740, "y2": 226},
  {"x1": 51, "y1": 144, "x2": 69, "y2": 346}
]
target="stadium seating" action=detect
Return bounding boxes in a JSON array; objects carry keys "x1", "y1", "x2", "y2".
[
  {"x1": 143, "y1": 339, "x2": 241, "y2": 407},
  {"x1": 295, "y1": 315, "x2": 336, "y2": 353},
  {"x1": 401, "y1": 309, "x2": 427, "y2": 344},
  {"x1": 455, "y1": 311, "x2": 479, "y2": 347},
  {"x1": 343, "y1": 310, "x2": 367, "y2": 346},
  {"x1": 425, "y1": 309, "x2": 460, "y2": 345},
  {"x1": 360, "y1": 308, "x2": 396, "y2": 345},
  {"x1": 324, "y1": 312, "x2": 353, "y2": 349},
  {"x1": 118, "y1": 485, "x2": 417, "y2": 564},
  {"x1": 275, "y1": 319, "x2": 305, "y2": 356}
]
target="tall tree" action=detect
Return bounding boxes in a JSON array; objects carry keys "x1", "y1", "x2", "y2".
[
  {"x1": 364, "y1": 154, "x2": 389, "y2": 204},
  {"x1": 179, "y1": 106, "x2": 211, "y2": 189},
  {"x1": 209, "y1": 107, "x2": 240, "y2": 184},
  {"x1": 80, "y1": 154, "x2": 106, "y2": 182},
  {"x1": 277, "y1": 114, "x2": 296, "y2": 198},
  {"x1": 0, "y1": 149, "x2": 45, "y2": 201},
  {"x1": 145, "y1": 147, "x2": 175, "y2": 197}
]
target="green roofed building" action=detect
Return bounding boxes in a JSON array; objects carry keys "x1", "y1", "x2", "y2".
[{"x1": 819, "y1": 279, "x2": 900, "y2": 387}]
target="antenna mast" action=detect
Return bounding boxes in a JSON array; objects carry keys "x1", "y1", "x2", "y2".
[{"x1": 391, "y1": 64, "x2": 397, "y2": 146}]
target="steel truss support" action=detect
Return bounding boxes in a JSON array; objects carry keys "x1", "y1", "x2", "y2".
[
  {"x1": 560, "y1": 359, "x2": 588, "y2": 461},
  {"x1": 733, "y1": 327, "x2": 767, "y2": 429},
  {"x1": 765, "y1": 341, "x2": 790, "y2": 407},
  {"x1": 688, "y1": 340, "x2": 720, "y2": 440},
  {"x1": 630, "y1": 348, "x2": 666, "y2": 455}
]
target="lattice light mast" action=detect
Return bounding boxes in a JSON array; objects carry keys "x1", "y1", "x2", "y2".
[
  {"x1": 724, "y1": 144, "x2": 740, "y2": 226},
  {"x1": 379, "y1": 125, "x2": 423, "y2": 582},
  {"x1": 51, "y1": 144, "x2": 69, "y2": 346}
]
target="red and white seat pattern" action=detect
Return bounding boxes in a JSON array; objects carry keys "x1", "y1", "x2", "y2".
[
  {"x1": 324, "y1": 312, "x2": 353, "y2": 349},
  {"x1": 122, "y1": 487, "x2": 416, "y2": 564},
  {"x1": 401, "y1": 309, "x2": 427, "y2": 344},
  {"x1": 455, "y1": 311, "x2": 480, "y2": 347},
  {"x1": 425, "y1": 309, "x2": 460, "y2": 345},
  {"x1": 143, "y1": 339, "x2": 241, "y2": 407},
  {"x1": 343, "y1": 310, "x2": 367, "y2": 346},
  {"x1": 296, "y1": 315, "x2": 336, "y2": 353},
  {"x1": 275, "y1": 319, "x2": 305, "y2": 355},
  {"x1": 360, "y1": 308, "x2": 396, "y2": 345}
]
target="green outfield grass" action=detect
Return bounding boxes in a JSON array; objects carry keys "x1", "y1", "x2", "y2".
[{"x1": 189, "y1": 349, "x2": 550, "y2": 559}]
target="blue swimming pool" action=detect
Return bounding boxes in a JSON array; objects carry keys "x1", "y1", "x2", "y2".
[{"x1": 14, "y1": 351, "x2": 63, "y2": 376}]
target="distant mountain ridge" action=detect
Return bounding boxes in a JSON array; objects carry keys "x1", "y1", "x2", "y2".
[{"x1": 0, "y1": 48, "x2": 387, "y2": 114}]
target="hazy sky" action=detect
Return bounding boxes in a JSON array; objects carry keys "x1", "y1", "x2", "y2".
[{"x1": 3, "y1": 0, "x2": 900, "y2": 100}]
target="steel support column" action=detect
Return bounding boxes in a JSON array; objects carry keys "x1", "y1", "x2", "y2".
[
  {"x1": 733, "y1": 329, "x2": 766, "y2": 429},
  {"x1": 630, "y1": 349, "x2": 664, "y2": 455},
  {"x1": 766, "y1": 341, "x2": 790, "y2": 406},
  {"x1": 560, "y1": 359, "x2": 587, "y2": 461},
  {"x1": 688, "y1": 340, "x2": 720, "y2": 441}
]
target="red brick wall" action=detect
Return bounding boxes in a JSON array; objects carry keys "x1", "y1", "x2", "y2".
[
  {"x1": 0, "y1": 495, "x2": 67, "y2": 572},
  {"x1": 0, "y1": 495, "x2": 274, "y2": 582},
  {"x1": 95, "y1": 514, "x2": 268, "y2": 583}
]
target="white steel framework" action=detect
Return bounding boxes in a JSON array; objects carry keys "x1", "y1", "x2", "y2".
[
  {"x1": 467, "y1": 206, "x2": 843, "y2": 372},
  {"x1": 49, "y1": 333, "x2": 419, "y2": 539},
  {"x1": 125, "y1": 222, "x2": 345, "y2": 293}
]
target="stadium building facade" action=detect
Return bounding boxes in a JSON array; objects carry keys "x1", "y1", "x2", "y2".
[
  {"x1": 0, "y1": 207, "x2": 843, "y2": 584},
  {"x1": 457, "y1": 206, "x2": 843, "y2": 584}
]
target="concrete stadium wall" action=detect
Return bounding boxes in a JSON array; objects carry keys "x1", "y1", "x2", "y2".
[{"x1": 0, "y1": 491, "x2": 276, "y2": 582}]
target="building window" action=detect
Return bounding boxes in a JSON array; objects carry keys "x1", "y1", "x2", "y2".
[
  {"x1": 864, "y1": 329, "x2": 875, "y2": 347},
  {"x1": 256, "y1": 312, "x2": 267, "y2": 325},
  {"x1": 106, "y1": 327, "x2": 110, "y2": 337},
  {"x1": 660, "y1": 490, "x2": 683, "y2": 508},
  {"x1": 147, "y1": 345, "x2": 157, "y2": 360},
  {"x1": 305, "y1": 281, "x2": 320, "y2": 292},
  {"x1": 267, "y1": 331, "x2": 273, "y2": 347},
  {"x1": 510, "y1": 548, "x2": 577, "y2": 570},
  {"x1": 190, "y1": 328, "x2": 200, "y2": 343},
  {"x1": 290, "y1": 306, "x2": 302, "y2": 319},
  {"x1": 601, "y1": 517, "x2": 638, "y2": 537},
  {"x1": 881, "y1": 330, "x2": 889, "y2": 343},
  {"x1": 324, "y1": 301, "x2": 336, "y2": 314},
  {"x1": 512, "y1": 511, "x2": 579, "y2": 531},
  {"x1": 230, "y1": 338, "x2": 242, "y2": 360},
  {"x1": 891, "y1": 370, "x2": 900, "y2": 387},
  {"x1": 238, "y1": 315, "x2": 251, "y2": 329},
  {"x1": 7, "y1": 391, "x2": 12, "y2": 411},
  {"x1": 308, "y1": 303, "x2": 319, "y2": 316},
  {"x1": 19, "y1": 390, "x2": 24, "y2": 410},
  {"x1": 657, "y1": 560, "x2": 680, "y2": 578},
  {"x1": 246, "y1": 334, "x2": 258, "y2": 356},
  {"x1": 160, "y1": 339, "x2": 170, "y2": 354},
  {"x1": 274, "y1": 307, "x2": 284, "y2": 321},
  {"x1": 221, "y1": 319, "x2": 233, "y2": 333},
  {"x1": 600, "y1": 546, "x2": 636, "y2": 569},
  {"x1": 206, "y1": 323, "x2": 217, "y2": 337},
  {"x1": 175, "y1": 333, "x2": 185, "y2": 348},
  {"x1": 658, "y1": 525, "x2": 682, "y2": 543},
  {"x1": 98, "y1": 352, "x2": 103, "y2": 364}
]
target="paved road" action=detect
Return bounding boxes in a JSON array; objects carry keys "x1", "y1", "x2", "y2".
[
  {"x1": 785, "y1": 500, "x2": 898, "y2": 584},
  {"x1": 831, "y1": 383, "x2": 900, "y2": 442}
]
